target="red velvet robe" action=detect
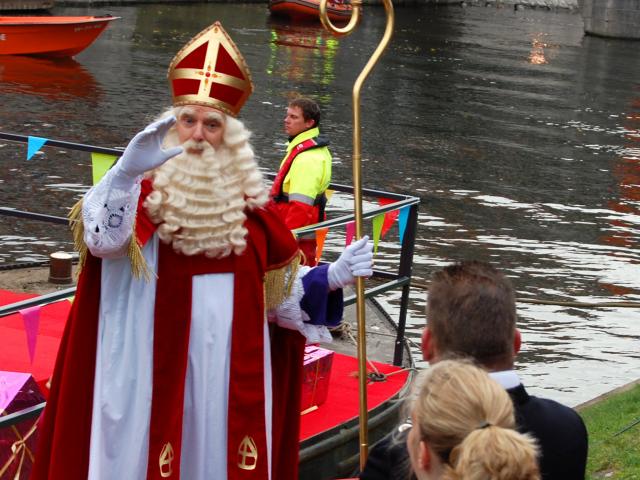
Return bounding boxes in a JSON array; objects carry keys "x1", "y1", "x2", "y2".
[{"x1": 31, "y1": 197, "x2": 306, "y2": 480}]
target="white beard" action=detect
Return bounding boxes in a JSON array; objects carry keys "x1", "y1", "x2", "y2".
[{"x1": 143, "y1": 134, "x2": 252, "y2": 258}]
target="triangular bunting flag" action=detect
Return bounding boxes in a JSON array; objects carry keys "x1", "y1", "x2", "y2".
[
  {"x1": 67, "y1": 296, "x2": 75, "y2": 304},
  {"x1": 19, "y1": 305, "x2": 41, "y2": 364},
  {"x1": 345, "y1": 221, "x2": 355, "y2": 247},
  {"x1": 27, "y1": 136, "x2": 48, "y2": 160},
  {"x1": 91, "y1": 153, "x2": 118, "y2": 185},
  {"x1": 372, "y1": 214, "x2": 384, "y2": 253},
  {"x1": 379, "y1": 198, "x2": 400, "y2": 239},
  {"x1": 315, "y1": 227, "x2": 329, "y2": 263},
  {"x1": 398, "y1": 206, "x2": 410, "y2": 245},
  {"x1": 325, "y1": 189, "x2": 335, "y2": 203}
]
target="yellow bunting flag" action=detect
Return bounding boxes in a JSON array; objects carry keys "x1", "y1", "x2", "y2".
[
  {"x1": 66, "y1": 296, "x2": 75, "y2": 304},
  {"x1": 325, "y1": 189, "x2": 335, "y2": 203},
  {"x1": 91, "y1": 153, "x2": 118, "y2": 185},
  {"x1": 372, "y1": 214, "x2": 384, "y2": 253},
  {"x1": 315, "y1": 227, "x2": 329, "y2": 263}
]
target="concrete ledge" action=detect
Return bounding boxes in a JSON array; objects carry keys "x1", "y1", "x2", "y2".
[{"x1": 575, "y1": 378, "x2": 640, "y2": 412}]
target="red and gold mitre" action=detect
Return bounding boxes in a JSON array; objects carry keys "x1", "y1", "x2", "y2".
[{"x1": 167, "y1": 22, "x2": 253, "y2": 117}]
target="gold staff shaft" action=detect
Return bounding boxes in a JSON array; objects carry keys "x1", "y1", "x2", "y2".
[{"x1": 318, "y1": 0, "x2": 395, "y2": 470}]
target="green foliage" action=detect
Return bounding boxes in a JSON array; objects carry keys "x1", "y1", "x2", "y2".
[{"x1": 580, "y1": 384, "x2": 640, "y2": 479}]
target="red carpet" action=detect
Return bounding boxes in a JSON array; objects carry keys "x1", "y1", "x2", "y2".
[
  {"x1": 299, "y1": 354, "x2": 408, "y2": 440},
  {"x1": 0, "y1": 289, "x2": 409, "y2": 440},
  {"x1": 0, "y1": 290, "x2": 69, "y2": 396}
]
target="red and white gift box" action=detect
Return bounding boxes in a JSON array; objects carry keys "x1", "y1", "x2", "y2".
[
  {"x1": 300, "y1": 345, "x2": 334, "y2": 413},
  {"x1": 0, "y1": 372, "x2": 45, "y2": 479}
]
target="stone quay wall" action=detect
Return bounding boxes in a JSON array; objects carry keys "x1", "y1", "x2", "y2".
[{"x1": 579, "y1": 0, "x2": 640, "y2": 39}]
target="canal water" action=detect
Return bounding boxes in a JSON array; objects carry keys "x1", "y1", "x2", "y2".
[{"x1": 1, "y1": 4, "x2": 638, "y2": 406}]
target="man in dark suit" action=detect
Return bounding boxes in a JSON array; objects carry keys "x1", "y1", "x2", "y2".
[{"x1": 360, "y1": 261, "x2": 588, "y2": 480}]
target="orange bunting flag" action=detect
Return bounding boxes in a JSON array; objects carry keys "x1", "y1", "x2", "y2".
[
  {"x1": 372, "y1": 213, "x2": 384, "y2": 253},
  {"x1": 315, "y1": 227, "x2": 329, "y2": 262},
  {"x1": 378, "y1": 198, "x2": 400, "y2": 239}
]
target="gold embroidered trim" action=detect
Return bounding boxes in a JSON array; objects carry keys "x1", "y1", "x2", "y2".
[{"x1": 264, "y1": 251, "x2": 302, "y2": 310}]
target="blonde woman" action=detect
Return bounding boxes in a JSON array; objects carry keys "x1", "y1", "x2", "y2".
[{"x1": 407, "y1": 360, "x2": 540, "y2": 480}]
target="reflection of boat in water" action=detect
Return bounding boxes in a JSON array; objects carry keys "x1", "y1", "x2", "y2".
[
  {"x1": 0, "y1": 15, "x2": 119, "y2": 57},
  {"x1": 269, "y1": 0, "x2": 352, "y2": 23},
  {"x1": 267, "y1": 19, "x2": 340, "y2": 86},
  {"x1": 0, "y1": 134, "x2": 419, "y2": 480},
  {"x1": 0, "y1": 55, "x2": 101, "y2": 100},
  {"x1": 271, "y1": 20, "x2": 328, "y2": 49}
]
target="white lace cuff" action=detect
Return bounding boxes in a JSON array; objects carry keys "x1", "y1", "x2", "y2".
[
  {"x1": 268, "y1": 266, "x2": 332, "y2": 344},
  {"x1": 82, "y1": 166, "x2": 142, "y2": 258}
]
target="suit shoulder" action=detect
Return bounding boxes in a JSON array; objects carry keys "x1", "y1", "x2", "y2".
[{"x1": 525, "y1": 394, "x2": 586, "y2": 428}]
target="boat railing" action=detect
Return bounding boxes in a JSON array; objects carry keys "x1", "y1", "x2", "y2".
[{"x1": 0, "y1": 132, "x2": 420, "y2": 431}]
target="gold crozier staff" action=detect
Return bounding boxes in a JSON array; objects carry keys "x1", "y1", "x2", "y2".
[{"x1": 319, "y1": 0, "x2": 396, "y2": 470}]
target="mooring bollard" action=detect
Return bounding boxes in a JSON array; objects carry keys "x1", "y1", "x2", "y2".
[{"x1": 48, "y1": 251, "x2": 73, "y2": 284}]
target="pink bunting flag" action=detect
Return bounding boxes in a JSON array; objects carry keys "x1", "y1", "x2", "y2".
[
  {"x1": 378, "y1": 198, "x2": 400, "y2": 239},
  {"x1": 19, "y1": 306, "x2": 41, "y2": 364},
  {"x1": 345, "y1": 221, "x2": 355, "y2": 247}
]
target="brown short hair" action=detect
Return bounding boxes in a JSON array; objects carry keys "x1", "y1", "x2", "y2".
[
  {"x1": 427, "y1": 261, "x2": 517, "y2": 368},
  {"x1": 288, "y1": 97, "x2": 321, "y2": 128}
]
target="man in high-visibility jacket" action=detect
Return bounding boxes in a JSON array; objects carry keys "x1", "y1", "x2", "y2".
[{"x1": 270, "y1": 97, "x2": 332, "y2": 266}]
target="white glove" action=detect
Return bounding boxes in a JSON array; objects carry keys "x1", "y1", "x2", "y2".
[
  {"x1": 111, "y1": 115, "x2": 183, "y2": 189},
  {"x1": 327, "y1": 235, "x2": 374, "y2": 290}
]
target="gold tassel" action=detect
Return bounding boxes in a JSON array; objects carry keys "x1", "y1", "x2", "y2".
[
  {"x1": 127, "y1": 223, "x2": 152, "y2": 281},
  {"x1": 68, "y1": 198, "x2": 87, "y2": 278},
  {"x1": 264, "y1": 252, "x2": 302, "y2": 310}
]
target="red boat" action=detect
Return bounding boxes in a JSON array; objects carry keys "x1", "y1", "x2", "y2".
[
  {"x1": 269, "y1": 0, "x2": 352, "y2": 23},
  {"x1": 0, "y1": 15, "x2": 119, "y2": 57}
]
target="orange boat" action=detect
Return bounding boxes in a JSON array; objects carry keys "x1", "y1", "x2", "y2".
[
  {"x1": 0, "y1": 15, "x2": 119, "y2": 57},
  {"x1": 269, "y1": 0, "x2": 352, "y2": 23}
]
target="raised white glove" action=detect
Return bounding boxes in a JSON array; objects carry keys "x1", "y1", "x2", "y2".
[
  {"x1": 111, "y1": 115, "x2": 183, "y2": 189},
  {"x1": 327, "y1": 235, "x2": 374, "y2": 290}
]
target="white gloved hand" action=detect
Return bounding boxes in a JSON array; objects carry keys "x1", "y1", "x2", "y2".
[
  {"x1": 111, "y1": 115, "x2": 183, "y2": 189},
  {"x1": 327, "y1": 235, "x2": 374, "y2": 290}
]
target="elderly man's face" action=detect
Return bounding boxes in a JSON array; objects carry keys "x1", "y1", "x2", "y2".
[{"x1": 176, "y1": 105, "x2": 225, "y2": 154}]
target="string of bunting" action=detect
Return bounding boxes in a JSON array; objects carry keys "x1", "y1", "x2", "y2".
[
  {"x1": 24, "y1": 135, "x2": 118, "y2": 184},
  {"x1": 24, "y1": 138, "x2": 411, "y2": 261},
  {"x1": 21, "y1": 139, "x2": 412, "y2": 357},
  {"x1": 315, "y1": 194, "x2": 411, "y2": 261}
]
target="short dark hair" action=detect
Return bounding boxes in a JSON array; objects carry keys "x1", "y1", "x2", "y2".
[
  {"x1": 289, "y1": 97, "x2": 321, "y2": 128},
  {"x1": 427, "y1": 261, "x2": 517, "y2": 368}
]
